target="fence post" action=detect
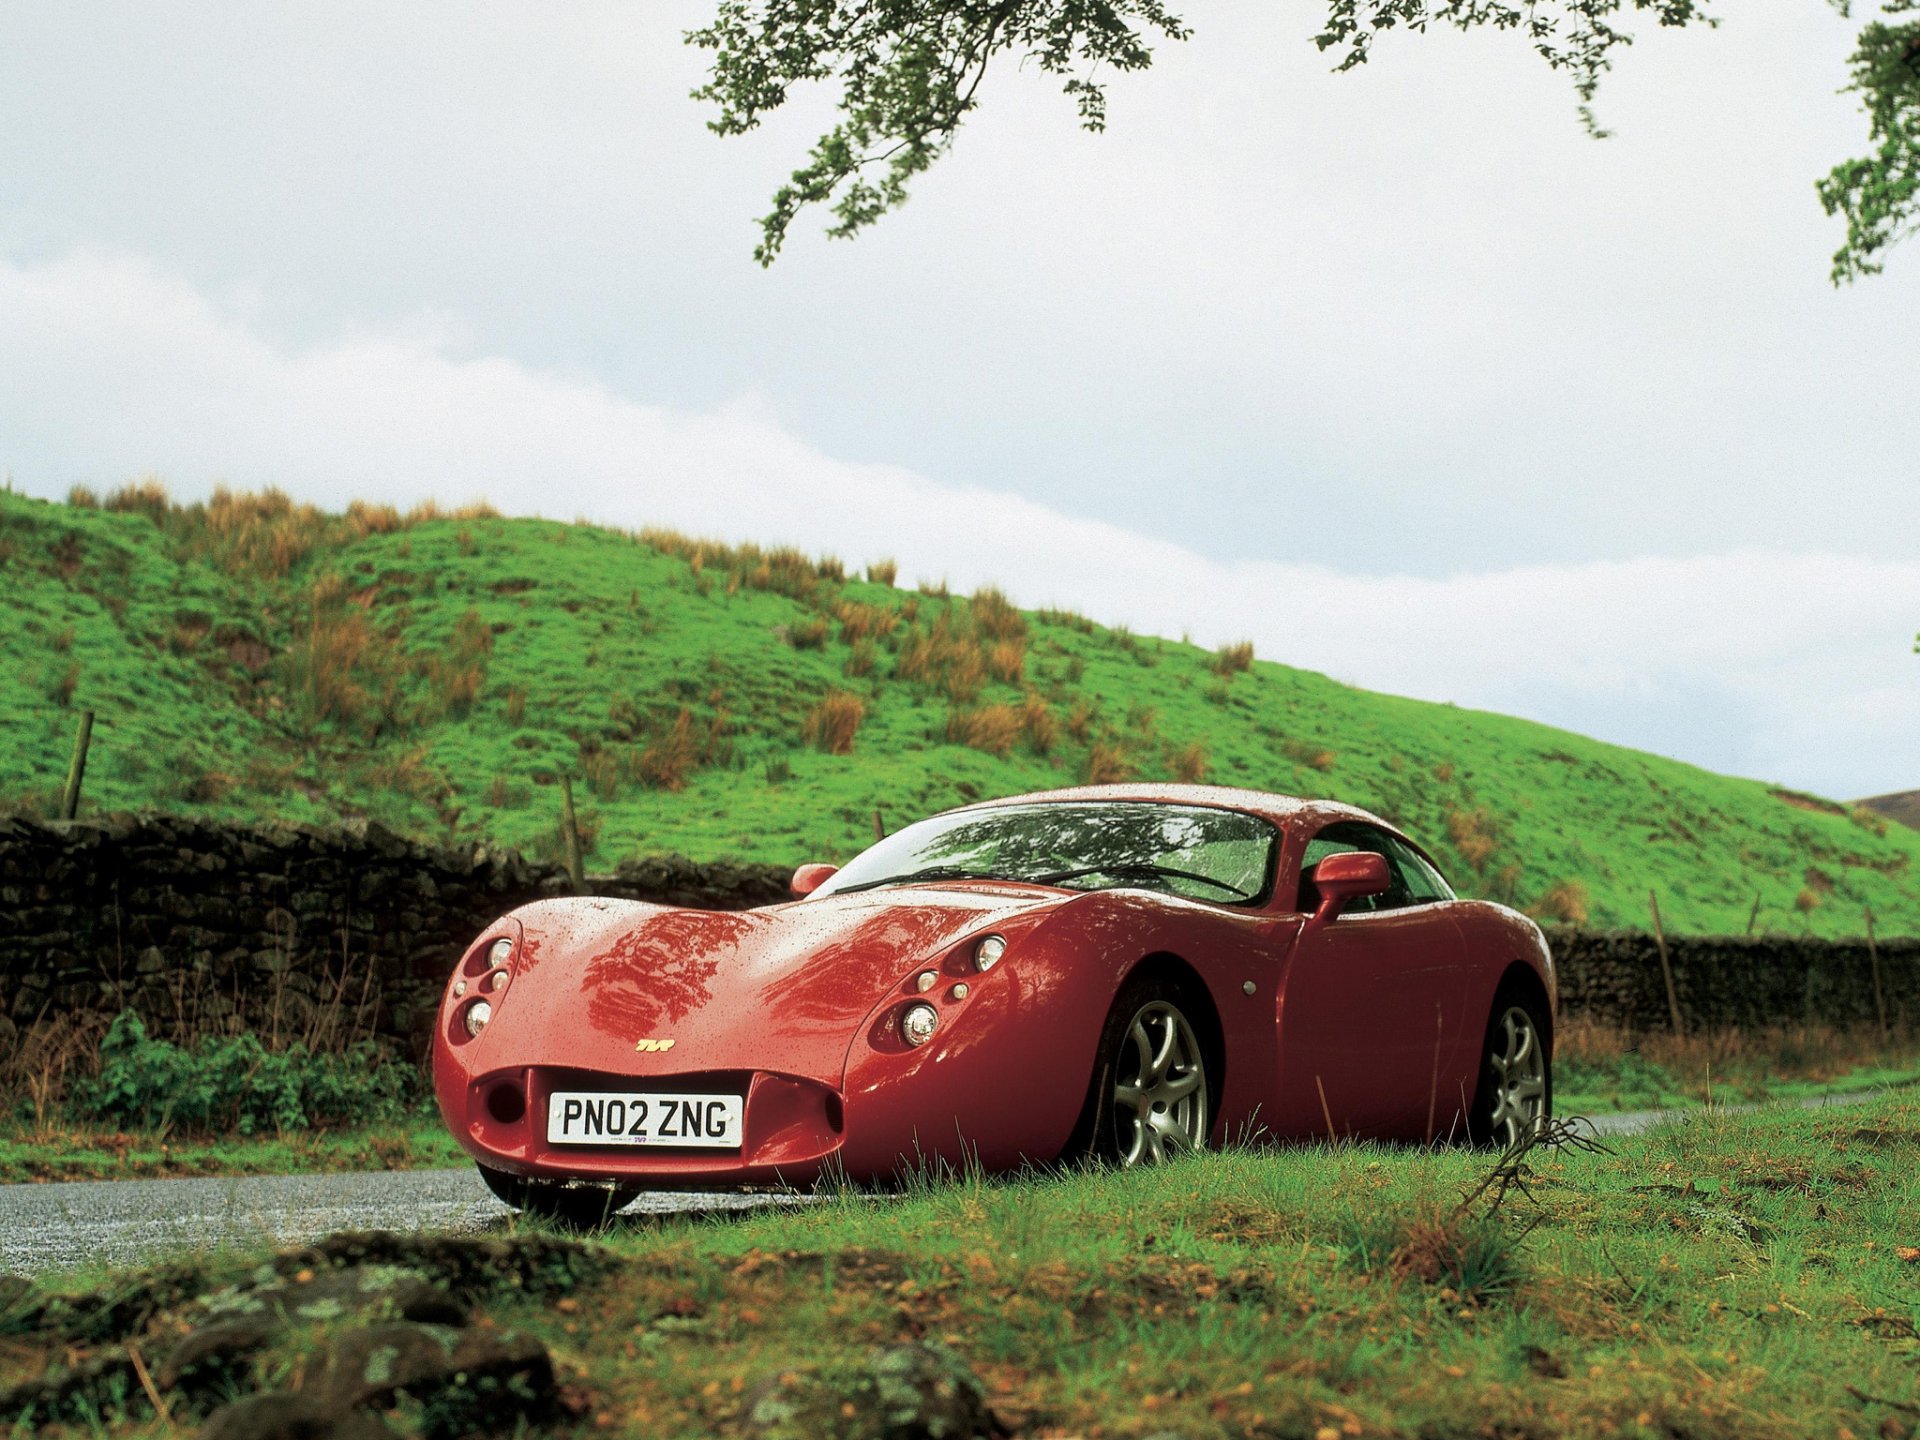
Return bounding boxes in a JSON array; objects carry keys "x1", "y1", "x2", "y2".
[
  {"x1": 1745, "y1": 893, "x2": 1761, "y2": 936},
  {"x1": 1865, "y1": 907, "x2": 1889, "y2": 1046},
  {"x1": 560, "y1": 775, "x2": 585, "y2": 895},
  {"x1": 1649, "y1": 889, "x2": 1683, "y2": 1035},
  {"x1": 873, "y1": 809, "x2": 886, "y2": 842},
  {"x1": 61, "y1": 709, "x2": 95, "y2": 820}
]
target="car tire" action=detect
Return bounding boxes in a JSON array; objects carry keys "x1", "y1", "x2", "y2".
[
  {"x1": 1082, "y1": 976, "x2": 1212, "y2": 1168},
  {"x1": 1466, "y1": 986, "x2": 1553, "y2": 1150},
  {"x1": 476, "y1": 1164, "x2": 639, "y2": 1228}
]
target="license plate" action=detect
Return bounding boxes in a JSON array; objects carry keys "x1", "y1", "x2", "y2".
[{"x1": 546, "y1": 1091, "x2": 743, "y2": 1149}]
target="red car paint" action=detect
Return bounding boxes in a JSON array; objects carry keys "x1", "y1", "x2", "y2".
[{"x1": 432, "y1": 784, "x2": 1554, "y2": 1188}]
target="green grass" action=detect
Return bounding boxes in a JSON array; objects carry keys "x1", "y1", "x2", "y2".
[
  {"x1": 11, "y1": 1094, "x2": 1920, "y2": 1439},
  {"x1": 0, "y1": 1113, "x2": 462, "y2": 1184},
  {"x1": 3, "y1": 485, "x2": 1917, "y2": 935}
]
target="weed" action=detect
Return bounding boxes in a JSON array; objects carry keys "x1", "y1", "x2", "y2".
[
  {"x1": 845, "y1": 639, "x2": 878, "y2": 677},
  {"x1": 866, "y1": 557, "x2": 899, "y2": 586},
  {"x1": 73, "y1": 1012, "x2": 414, "y2": 1136},
  {"x1": 67, "y1": 485, "x2": 100, "y2": 508},
  {"x1": 764, "y1": 753, "x2": 793, "y2": 785}
]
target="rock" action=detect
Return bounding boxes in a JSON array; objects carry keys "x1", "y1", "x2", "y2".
[
  {"x1": 0, "y1": 1349, "x2": 141, "y2": 1427},
  {"x1": 309, "y1": 1322, "x2": 553, "y2": 1418},
  {"x1": 192, "y1": 1264, "x2": 467, "y2": 1331},
  {"x1": 308, "y1": 1321, "x2": 461, "y2": 1408},
  {"x1": 745, "y1": 1341, "x2": 1003, "y2": 1440},
  {"x1": 201, "y1": 1391, "x2": 398, "y2": 1440},
  {"x1": 155, "y1": 1314, "x2": 283, "y2": 1395}
]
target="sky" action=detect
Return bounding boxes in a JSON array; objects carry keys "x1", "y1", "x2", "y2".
[{"x1": 1, "y1": 2, "x2": 1916, "y2": 800}]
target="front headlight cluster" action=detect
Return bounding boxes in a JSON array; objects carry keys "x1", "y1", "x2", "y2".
[
  {"x1": 455, "y1": 934, "x2": 515, "y2": 1038},
  {"x1": 897, "y1": 933, "x2": 1006, "y2": 1047}
]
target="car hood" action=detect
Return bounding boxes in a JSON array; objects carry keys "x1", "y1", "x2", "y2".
[{"x1": 467, "y1": 884, "x2": 1066, "y2": 1086}]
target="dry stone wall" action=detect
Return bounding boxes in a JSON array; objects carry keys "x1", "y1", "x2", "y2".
[
  {"x1": 0, "y1": 815, "x2": 1914, "y2": 1065},
  {"x1": 0, "y1": 814, "x2": 788, "y2": 1061},
  {"x1": 1543, "y1": 925, "x2": 1919, "y2": 1034}
]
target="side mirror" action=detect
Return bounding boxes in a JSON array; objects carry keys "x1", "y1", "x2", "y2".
[
  {"x1": 790, "y1": 863, "x2": 839, "y2": 899},
  {"x1": 1302, "y1": 851, "x2": 1390, "y2": 931}
]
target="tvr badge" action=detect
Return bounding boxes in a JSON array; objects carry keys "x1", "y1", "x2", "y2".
[{"x1": 633, "y1": 1038, "x2": 676, "y2": 1053}]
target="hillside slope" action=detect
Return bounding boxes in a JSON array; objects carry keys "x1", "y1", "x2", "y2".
[{"x1": 2, "y1": 485, "x2": 1914, "y2": 937}]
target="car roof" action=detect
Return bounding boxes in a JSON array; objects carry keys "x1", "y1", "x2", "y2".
[{"x1": 942, "y1": 782, "x2": 1391, "y2": 834}]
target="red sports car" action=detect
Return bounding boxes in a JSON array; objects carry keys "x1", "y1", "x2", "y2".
[{"x1": 434, "y1": 784, "x2": 1554, "y2": 1223}]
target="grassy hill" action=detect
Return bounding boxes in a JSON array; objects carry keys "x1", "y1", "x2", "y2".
[{"x1": 2, "y1": 483, "x2": 1915, "y2": 937}]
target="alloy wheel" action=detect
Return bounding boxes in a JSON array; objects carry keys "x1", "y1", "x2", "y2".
[
  {"x1": 1484, "y1": 1004, "x2": 1548, "y2": 1150},
  {"x1": 1111, "y1": 1000, "x2": 1209, "y2": 1165}
]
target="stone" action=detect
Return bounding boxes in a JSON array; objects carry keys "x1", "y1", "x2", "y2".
[
  {"x1": 308, "y1": 1322, "x2": 553, "y2": 1423},
  {"x1": 156, "y1": 1314, "x2": 283, "y2": 1395},
  {"x1": 201, "y1": 1391, "x2": 399, "y2": 1440},
  {"x1": 192, "y1": 1265, "x2": 468, "y2": 1332},
  {"x1": 745, "y1": 1341, "x2": 1003, "y2": 1440}
]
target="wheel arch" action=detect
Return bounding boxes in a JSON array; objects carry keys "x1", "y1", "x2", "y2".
[
  {"x1": 1491, "y1": 960, "x2": 1555, "y2": 1058},
  {"x1": 1124, "y1": 950, "x2": 1229, "y2": 1101},
  {"x1": 1060, "y1": 948, "x2": 1229, "y2": 1158}
]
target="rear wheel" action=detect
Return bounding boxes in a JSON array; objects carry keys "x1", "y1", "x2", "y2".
[
  {"x1": 1086, "y1": 979, "x2": 1212, "y2": 1167},
  {"x1": 477, "y1": 1165, "x2": 639, "y2": 1228},
  {"x1": 1467, "y1": 990, "x2": 1552, "y2": 1150}
]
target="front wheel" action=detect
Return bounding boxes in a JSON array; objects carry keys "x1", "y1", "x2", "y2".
[
  {"x1": 1467, "y1": 991, "x2": 1552, "y2": 1150},
  {"x1": 477, "y1": 1165, "x2": 639, "y2": 1228},
  {"x1": 1088, "y1": 980, "x2": 1212, "y2": 1167}
]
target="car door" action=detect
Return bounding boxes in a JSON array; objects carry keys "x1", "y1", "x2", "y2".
[{"x1": 1272, "y1": 822, "x2": 1473, "y2": 1140}]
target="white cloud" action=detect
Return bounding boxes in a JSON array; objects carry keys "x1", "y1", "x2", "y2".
[{"x1": 4, "y1": 249, "x2": 1916, "y2": 799}]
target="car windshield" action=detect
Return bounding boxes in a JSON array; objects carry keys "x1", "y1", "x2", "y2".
[{"x1": 812, "y1": 801, "x2": 1277, "y2": 905}]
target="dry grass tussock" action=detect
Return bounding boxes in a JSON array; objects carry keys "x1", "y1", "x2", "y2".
[
  {"x1": 803, "y1": 691, "x2": 866, "y2": 754},
  {"x1": 945, "y1": 703, "x2": 1024, "y2": 758},
  {"x1": 66, "y1": 481, "x2": 503, "y2": 579},
  {"x1": 1211, "y1": 640, "x2": 1255, "y2": 676},
  {"x1": 1530, "y1": 879, "x2": 1591, "y2": 925},
  {"x1": 970, "y1": 586, "x2": 1026, "y2": 642},
  {"x1": 1168, "y1": 740, "x2": 1208, "y2": 784},
  {"x1": 1085, "y1": 740, "x2": 1133, "y2": 785},
  {"x1": 640, "y1": 525, "x2": 847, "y2": 602},
  {"x1": 1445, "y1": 804, "x2": 1500, "y2": 872},
  {"x1": 835, "y1": 600, "x2": 900, "y2": 646},
  {"x1": 897, "y1": 612, "x2": 990, "y2": 704}
]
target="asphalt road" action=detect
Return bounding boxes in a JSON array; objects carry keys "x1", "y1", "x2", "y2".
[{"x1": 0, "y1": 1090, "x2": 1892, "y2": 1277}]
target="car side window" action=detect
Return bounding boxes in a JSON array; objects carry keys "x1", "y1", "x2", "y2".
[
  {"x1": 1384, "y1": 834, "x2": 1455, "y2": 903},
  {"x1": 1297, "y1": 822, "x2": 1439, "y2": 913}
]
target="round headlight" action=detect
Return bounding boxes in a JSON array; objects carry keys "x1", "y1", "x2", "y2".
[
  {"x1": 464, "y1": 1000, "x2": 493, "y2": 1038},
  {"x1": 487, "y1": 938, "x2": 514, "y2": 967},
  {"x1": 974, "y1": 934, "x2": 1007, "y2": 972},
  {"x1": 901, "y1": 1002, "x2": 938, "y2": 1047}
]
